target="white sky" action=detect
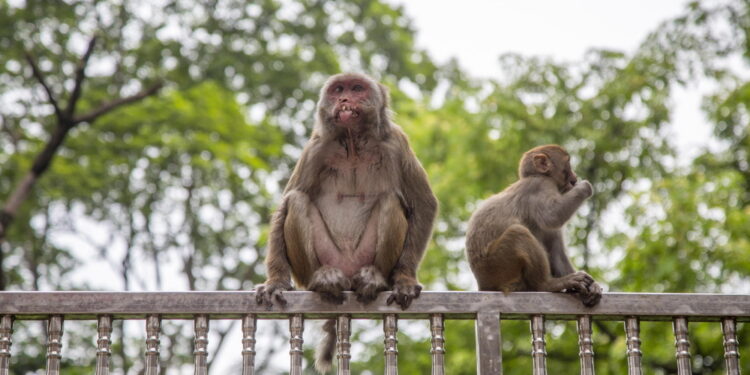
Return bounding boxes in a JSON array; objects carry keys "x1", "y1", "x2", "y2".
[{"x1": 389, "y1": 0, "x2": 715, "y2": 161}]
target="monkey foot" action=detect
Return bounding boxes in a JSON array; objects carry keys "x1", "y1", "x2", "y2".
[
  {"x1": 309, "y1": 266, "x2": 352, "y2": 304},
  {"x1": 579, "y1": 281, "x2": 602, "y2": 307},
  {"x1": 387, "y1": 278, "x2": 423, "y2": 310},
  {"x1": 558, "y1": 271, "x2": 595, "y2": 294},
  {"x1": 352, "y1": 266, "x2": 388, "y2": 304},
  {"x1": 255, "y1": 281, "x2": 293, "y2": 307}
]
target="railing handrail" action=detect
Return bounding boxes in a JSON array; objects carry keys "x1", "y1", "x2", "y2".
[{"x1": 1, "y1": 291, "x2": 748, "y2": 321}]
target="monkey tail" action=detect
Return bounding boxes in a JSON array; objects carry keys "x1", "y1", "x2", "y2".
[{"x1": 314, "y1": 319, "x2": 336, "y2": 373}]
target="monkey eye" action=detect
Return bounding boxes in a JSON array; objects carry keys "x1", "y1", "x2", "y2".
[
  {"x1": 334, "y1": 85, "x2": 344, "y2": 93},
  {"x1": 352, "y1": 84, "x2": 364, "y2": 92}
]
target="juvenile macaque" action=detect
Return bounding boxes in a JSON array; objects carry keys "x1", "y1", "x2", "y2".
[
  {"x1": 465, "y1": 145, "x2": 602, "y2": 307},
  {"x1": 256, "y1": 73, "x2": 438, "y2": 372}
]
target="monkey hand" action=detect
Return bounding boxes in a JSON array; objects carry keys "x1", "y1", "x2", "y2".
[
  {"x1": 387, "y1": 276, "x2": 422, "y2": 310},
  {"x1": 255, "y1": 280, "x2": 293, "y2": 307},
  {"x1": 308, "y1": 266, "x2": 352, "y2": 305},
  {"x1": 352, "y1": 266, "x2": 388, "y2": 304},
  {"x1": 575, "y1": 180, "x2": 594, "y2": 198}
]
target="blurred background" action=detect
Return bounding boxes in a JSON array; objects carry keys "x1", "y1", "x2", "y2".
[{"x1": 1, "y1": 0, "x2": 748, "y2": 373}]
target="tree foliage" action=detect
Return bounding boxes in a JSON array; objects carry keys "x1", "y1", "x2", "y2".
[{"x1": 0, "y1": 0, "x2": 749, "y2": 373}]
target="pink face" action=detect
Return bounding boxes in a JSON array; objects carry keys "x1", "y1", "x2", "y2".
[{"x1": 326, "y1": 79, "x2": 371, "y2": 128}]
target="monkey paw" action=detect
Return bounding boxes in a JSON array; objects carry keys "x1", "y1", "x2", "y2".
[
  {"x1": 352, "y1": 266, "x2": 388, "y2": 304},
  {"x1": 561, "y1": 271, "x2": 595, "y2": 295},
  {"x1": 576, "y1": 180, "x2": 594, "y2": 198},
  {"x1": 309, "y1": 266, "x2": 352, "y2": 304},
  {"x1": 387, "y1": 278, "x2": 422, "y2": 310},
  {"x1": 255, "y1": 281, "x2": 293, "y2": 307},
  {"x1": 580, "y1": 281, "x2": 603, "y2": 307}
]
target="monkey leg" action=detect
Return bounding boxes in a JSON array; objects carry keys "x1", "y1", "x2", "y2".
[
  {"x1": 370, "y1": 194, "x2": 422, "y2": 309},
  {"x1": 476, "y1": 224, "x2": 594, "y2": 294},
  {"x1": 346, "y1": 195, "x2": 405, "y2": 304},
  {"x1": 283, "y1": 191, "x2": 326, "y2": 288}
]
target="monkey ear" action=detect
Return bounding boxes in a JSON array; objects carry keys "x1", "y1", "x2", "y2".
[
  {"x1": 532, "y1": 154, "x2": 551, "y2": 173},
  {"x1": 378, "y1": 83, "x2": 390, "y2": 106}
]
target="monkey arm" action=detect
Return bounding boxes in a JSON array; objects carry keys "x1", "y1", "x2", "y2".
[
  {"x1": 535, "y1": 180, "x2": 592, "y2": 229},
  {"x1": 393, "y1": 146, "x2": 438, "y2": 281},
  {"x1": 546, "y1": 233, "x2": 576, "y2": 277},
  {"x1": 263, "y1": 197, "x2": 293, "y2": 285}
]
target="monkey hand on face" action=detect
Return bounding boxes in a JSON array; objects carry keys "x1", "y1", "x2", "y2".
[
  {"x1": 255, "y1": 73, "x2": 438, "y2": 373},
  {"x1": 465, "y1": 144, "x2": 602, "y2": 307}
]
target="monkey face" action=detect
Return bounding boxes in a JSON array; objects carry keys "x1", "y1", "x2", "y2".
[
  {"x1": 557, "y1": 163, "x2": 578, "y2": 193},
  {"x1": 319, "y1": 75, "x2": 380, "y2": 130}
]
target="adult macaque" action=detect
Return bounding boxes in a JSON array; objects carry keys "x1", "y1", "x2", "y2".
[
  {"x1": 256, "y1": 73, "x2": 437, "y2": 372},
  {"x1": 465, "y1": 145, "x2": 602, "y2": 307}
]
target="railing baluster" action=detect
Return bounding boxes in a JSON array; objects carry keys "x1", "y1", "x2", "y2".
[
  {"x1": 0, "y1": 315, "x2": 13, "y2": 375},
  {"x1": 475, "y1": 311, "x2": 500, "y2": 375},
  {"x1": 95, "y1": 316, "x2": 113, "y2": 375},
  {"x1": 624, "y1": 317, "x2": 643, "y2": 375},
  {"x1": 193, "y1": 315, "x2": 209, "y2": 375},
  {"x1": 337, "y1": 315, "x2": 352, "y2": 375},
  {"x1": 145, "y1": 315, "x2": 161, "y2": 375},
  {"x1": 430, "y1": 314, "x2": 446, "y2": 375},
  {"x1": 289, "y1": 314, "x2": 304, "y2": 375},
  {"x1": 383, "y1": 314, "x2": 399, "y2": 375},
  {"x1": 577, "y1": 315, "x2": 595, "y2": 375},
  {"x1": 46, "y1": 315, "x2": 63, "y2": 375},
  {"x1": 721, "y1": 317, "x2": 741, "y2": 375},
  {"x1": 531, "y1": 315, "x2": 547, "y2": 375},
  {"x1": 672, "y1": 317, "x2": 692, "y2": 375},
  {"x1": 242, "y1": 314, "x2": 257, "y2": 375}
]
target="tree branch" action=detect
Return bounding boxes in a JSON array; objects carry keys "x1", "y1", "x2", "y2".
[
  {"x1": 74, "y1": 82, "x2": 163, "y2": 124},
  {"x1": 65, "y1": 35, "x2": 98, "y2": 119},
  {"x1": 24, "y1": 51, "x2": 63, "y2": 122}
]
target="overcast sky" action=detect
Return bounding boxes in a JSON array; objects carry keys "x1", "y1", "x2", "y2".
[{"x1": 389, "y1": 0, "x2": 715, "y2": 161}]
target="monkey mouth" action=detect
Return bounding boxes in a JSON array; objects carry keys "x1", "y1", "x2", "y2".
[{"x1": 335, "y1": 104, "x2": 360, "y2": 124}]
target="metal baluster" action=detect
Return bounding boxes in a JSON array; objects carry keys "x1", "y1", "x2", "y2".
[
  {"x1": 721, "y1": 317, "x2": 741, "y2": 375},
  {"x1": 384, "y1": 314, "x2": 399, "y2": 375},
  {"x1": 430, "y1": 314, "x2": 446, "y2": 375},
  {"x1": 530, "y1": 315, "x2": 547, "y2": 375},
  {"x1": 46, "y1": 315, "x2": 64, "y2": 375},
  {"x1": 337, "y1": 315, "x2": 352, "y2": 375},
  {"x1": 242, "y1": 314, "x2": 257, "y2": 375},
  {"x1": 624, "y1": 317, "x2": 643, "y2": 375},
  {"x1": 193, "y1": 315, "x2": 209, "y2": 375},
  {"x1": 577, "y1": 315, "x2": 595, "y2": 375},
  {"x1": 673, "y1": 317, "x2": 692, "y2": 375},
  {"x1": 145, "y1": 315, "x2": 161, "y2": 375},
  {"x1": 95, "y1": 316, "x2": 113, "y2": 375},
  {"x1": 475, "y1": 311, "x2": 501, "y2": 375},
  {"x1": 0, "y1": 315, "x2": 13, "y2": 375},
  {"x1": 289, "y1": 314, "x2": 304, "y2": 375}
]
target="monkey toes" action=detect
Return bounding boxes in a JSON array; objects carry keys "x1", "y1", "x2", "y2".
[
  {"x1": 308, "y1": 266, "x2": 352, "y2": 304},
  {"x1": 561, "y1": 271, "x2": 595, "y2": 294},
  {"x1": 387, "y1": 279, "x2": 423, "y2": 310},
  {"x1": 352, "y1": 266, "x2": 388, "y2": 304},
  {"x1": 255, "y1": 281, "x2": 293, "y2": 307},
  {"x1": 580, "y1": 281, "x2": 603, "y2": 307}
]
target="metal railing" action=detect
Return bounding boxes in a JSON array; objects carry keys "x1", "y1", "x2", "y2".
[{"x1": 0, "y1": 291, "x2": 746, "y2": 374}]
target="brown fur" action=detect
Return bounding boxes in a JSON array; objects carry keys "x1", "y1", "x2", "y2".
[
  {"x1": 465, "y1": 145, "x2": 602, "y2": 307},
  {"x1": 256, "y1": 73, "x2": 438, "y2": 373}
]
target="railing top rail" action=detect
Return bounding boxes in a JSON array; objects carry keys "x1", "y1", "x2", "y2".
[{"x1": 0, "y1": 291, "x2": 747, "y2": 321}]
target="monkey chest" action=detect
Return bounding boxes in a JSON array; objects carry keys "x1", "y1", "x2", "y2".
[{"x1": 315, "y1": 151, "x2": 389, "y2": 249}]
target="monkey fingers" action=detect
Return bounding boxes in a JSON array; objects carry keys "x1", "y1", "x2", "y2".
[
  {"x1": 387, "y1": 280, "x2": 422, "y2": 310},
  {"x1": 352, "y1": 266, "x2": 388, "y2": 304},
  {"x1": 255, "y1": 281, "x2": 292, "y2": 307},
  {"x1": 308, "y1": 266, "x2": 352, "y2": 305}
]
